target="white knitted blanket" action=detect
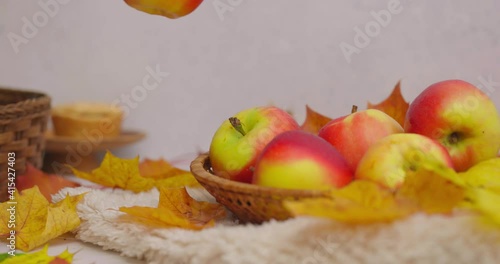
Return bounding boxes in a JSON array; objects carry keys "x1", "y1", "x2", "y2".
[{"x1": 53, "y1": 187, "x2": 500, "y2": 264}]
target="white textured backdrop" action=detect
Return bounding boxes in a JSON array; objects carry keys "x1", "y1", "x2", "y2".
[{"x1": 0, "y1": 0, "x2": 499, "y2": 163}]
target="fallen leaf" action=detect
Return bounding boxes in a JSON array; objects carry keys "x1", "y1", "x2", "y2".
[
  {"x1": 367, "y1": 81, "x2": 409, "y2": 126},
  {"x1": 124, "y1": 0, "x2": 204, "y2": 19},
  {"x1": 71, "y1": 151, "x2": 155, "y2": 193},
  {"x1": 0, "y1": 244, "x2": 74, "y2": 264},
  {"x1": 284, "y1": 180, "x2": 415, "y2": 224},
  {"x1": 458, "y1": 158, "x2": 500, "y2": 192},
  {"x1": 396, "y1": 163, "x2": 465, "y2": 214},
  {"x1": 155, "y1": 174, "x2": 201, "y2": 188},
  {"x1": 300, "y1": 105, "x2": 332, "y2": 134},
  {"x1": 0, "y1": 187, "x2": 84, "y2": 252},
  {"x1": 466, "y1": 188, "x2": 500, "y2": 226},
  {"x1": 71, "y1": 152, "x2": 202, "y2": 192},
  {"x1": 140, "y1": 158, "x2": 201, "y2": 188},
  {"x1": 140, "y1": 158, "x2": 186, "y2": 179},
  {"x1": 119, "y1": 187, "x2": 226, "y2": 230},
  {"x1": 16, "y1": 164, "x2": 80, "y2": 201}
]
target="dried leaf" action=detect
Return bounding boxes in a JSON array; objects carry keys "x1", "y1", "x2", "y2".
[
  {"x1": 284, "y1": 180, "x2": 415, "y2": 224},
  {"x1": 124, "y1": 0, "x2": 204, "y2": 19},
  {"x1": 140, "y1": 158, "x2": 201, "y2": 188},
  {"x1": 0, "y1": 244, "x2": 74, "y2": 264},
  {"x1": 396, "y1": 163, "x2": 465, "y2": 214},
  {"x1": 16, "y1": 164, "x2": 80, "y2": 201},
  {"x1": 0, "y1": 187, "x2": 84, "y2": 251},
  {"x1": 367, "y1": 81, "x2": 409, "y2": 126},
  {"x1": 300, "y1": 105, "x2": 332, "y2": 134},
  {"x1": 71, "y1": 151, "x2": 155, "y2": 193},
  {"x1": 119, "y1": 187, "x2": 226, "y2": 230}
]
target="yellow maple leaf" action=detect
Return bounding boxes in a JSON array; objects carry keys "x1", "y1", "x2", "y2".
[
  {"x1": 458, "y1": 158, "x2": 500, "y2": 193},
  {"x1": 139, "y1": 158, "x2": 201, "y2": 188},
  {"x1": 367, "y1": 81, "x2": 409, "y2": 126},
  {"x1": 465, "y1": 188, "x2": 500, "y2": 226},
  {"x1": 71, "y1": 151, "x2": 155, "y2": 193},
  {"x1": 0, "y1": 186, "x2": 84, "y2": 252},
  {"x1": 0, "y1": 244, "x2": 74, "y2": 264},
  {"x1": 284, "y1": 180, "x2": 415, "y2": 224},
  {"x1": 299, "y1": 105, "x2": 332, "y2": 134},
  {"x1": 396, "y1": 163, "x2": 465, "y2": 214},
  {"x1": 119, "y1": 187, "x2": 226, "y2": 230},
  {"x1": 154, "y1": 174, "x2": 201, "y2": 189}
]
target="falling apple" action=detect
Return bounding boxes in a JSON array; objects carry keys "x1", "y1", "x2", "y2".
[
  {"x1": 124, "y1": 0, "x2": 204, "y2": 19},
  {"x1": 404, "y1": 79, "x2": 500, "y2": 171},
  {"x1": 252, "y1": 130, "x2": 354, "y2": 190}
]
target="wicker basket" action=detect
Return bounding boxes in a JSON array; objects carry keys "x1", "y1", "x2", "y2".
[
  {"x1": 190, "y1": 154, "x2": 331, "y2": 224},
  {"x1": 0, "y1": 87, "x2": 51, "y2": 201}
]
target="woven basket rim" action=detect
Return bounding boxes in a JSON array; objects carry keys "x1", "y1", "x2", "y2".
[
  {"x1": 190, "y1": 153, "x2": 329, "y2": 197},
  {"x1": 0, "y1": 87, "x2": 50, "y2": 118},
  {"x1": 0, "y1": 86, "x2": 49, "y2": 101}
]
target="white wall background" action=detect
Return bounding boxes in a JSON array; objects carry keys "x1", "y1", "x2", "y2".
[{"x1": 0, "y1": 0, "x2": 499, "y2": 164}]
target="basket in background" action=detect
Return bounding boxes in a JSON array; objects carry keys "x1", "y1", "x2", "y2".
[
  {"x1": 190, "y1": 154, "x2": 330, "y2": 224},
  {"x1": 0, "y1": 87, "x2": 51, "y2": 201}
]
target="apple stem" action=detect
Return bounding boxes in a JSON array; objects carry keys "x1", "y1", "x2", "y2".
[
  {"x1": 229, "y1": 117, "x2": 246, "y2": 136},
  {"x1": 351, "y1": 105, "x2": 358, "y2": 114}
]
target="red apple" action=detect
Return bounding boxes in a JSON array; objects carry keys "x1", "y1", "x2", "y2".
[
  {"x1": 209, "y1": 106, "x2": 299, "y2": 183},
  {"x1": 404, "y1": 80, "x2": 500, "y2": 172},
  {"x1": 252, "y1": 130, "x2": 354, "y2": 190},
  {"x1": 318, "y1": 108, "x2": 404, "y2": 171},
  {"x1": 124, "y1": 0, "x2": 204, "y2": 19},
  {"x1": 355, "y1": 133, "x2": 454, "y2": 190}
]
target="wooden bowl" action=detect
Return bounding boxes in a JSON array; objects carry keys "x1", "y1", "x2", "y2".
[{"x1": 190, "y1": 154, "x2": 330, "y2": 224}]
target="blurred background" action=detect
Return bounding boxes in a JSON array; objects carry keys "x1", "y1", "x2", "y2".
[{"x1": 0, "y1": 0, "x2": 499, "y2": 165}]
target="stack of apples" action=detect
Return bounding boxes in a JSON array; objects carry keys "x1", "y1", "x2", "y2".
[{"x1": 209, "y1": 80, "x2": 500, "y2": 191}]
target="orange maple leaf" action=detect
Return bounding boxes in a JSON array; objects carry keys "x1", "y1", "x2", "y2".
[
  {"x1": 0, "y1": 186, "x2": 84, "y2": 251},
  {"x1": 367, "y1": 81, "x2": 409, "y2": 126},
  {"x1": 140, "y1": 158, "x2": 202, "y2": 188},
  {"x1": 300, "y1": 105, "x2": 332, "y2": 134},
  {"x1": 124, "y1": 0, "x2": 204, "y2": 19},
  {"x1": 16, "y1": 164, "x2": 80, "y2": 201},
  {"x1": 119, "y1": 187, "x2": 226, "y2": 230}
]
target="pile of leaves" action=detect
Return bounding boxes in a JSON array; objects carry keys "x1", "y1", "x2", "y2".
[{"x1": 0, "y1": 153, "x2": 224, "y2": 262}]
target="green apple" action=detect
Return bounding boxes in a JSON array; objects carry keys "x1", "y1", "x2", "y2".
[
  {"x1": 252, "y1": 130, "x2": 354, "y2": 190},
  {"x1": 404, "y1": 79, "x2": 500, "y2": 171},
  {"x1": 209, "y1": 106, "x2": 299, "y2": 183}
]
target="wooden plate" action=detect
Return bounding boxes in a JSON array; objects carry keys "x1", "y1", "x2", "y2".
[{"x1": 44, "y1": 130, "x2": 146, "y2": 153}]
